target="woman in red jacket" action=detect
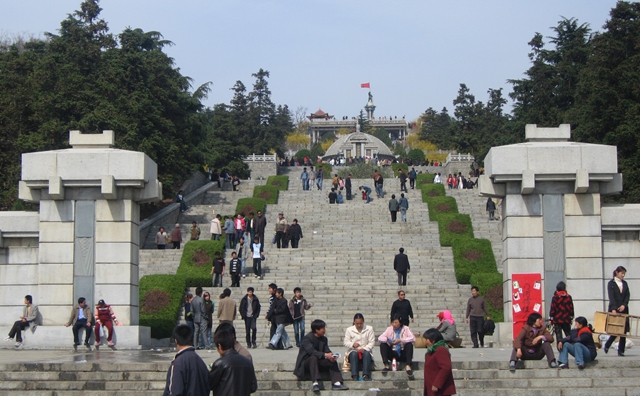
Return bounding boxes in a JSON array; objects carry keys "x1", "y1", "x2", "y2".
[
  {"x1": 95, "y1": 299, "x2": 118, "y2": 347},
  {"x1": 423, "y1": 328, "x2": 456, "y2": 396}
]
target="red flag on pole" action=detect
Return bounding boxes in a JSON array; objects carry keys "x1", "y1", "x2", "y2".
[{"x1": 361, "y1": 83, "x2": 370, "y2": 88}]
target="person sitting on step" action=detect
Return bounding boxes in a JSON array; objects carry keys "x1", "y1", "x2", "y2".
[
  {"x1": 557, "y1": 316, "x2": 597, "y2": 370},
  {"x1": 378, "y1": 314, "x2": 416, "y2": 379},
  {"x1": 343, "y1": 313, "x2": 376, "y2": 381},
  {"x1": 436, "y1": 310, "x2": 457, "y2": 345},
  {"x1": 509, "y1": 313, "x2": 558, "y2": 371}
]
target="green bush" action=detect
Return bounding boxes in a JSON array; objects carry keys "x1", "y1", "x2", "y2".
[
  {"x1": 416, "y1": 173, "x2": 435, "y2": 185},
  {"x1": 391, "y1": 163, "x2": 408, "y2": 177},
  {"x1": 176, "y1": 240, "x2": 225, "y2": 287},
  {"x1": 437, "y1": 213, "x2": 474, "y2": 246},
  {"x1": 266, "y1": 175, "x2": 289, "y2": 191},
  {"x1": 139, "y1": 274, "x2": 185, "y2": 339},
  {"x1": 420, "y1": 183, "x2": 445, "y2": 201},
  {"x1": 452, "y1": 238, "x2": 497, "y2": 284},
  {"x1": 316, "y1": 163, "x2": 332, "y2": 175},
  {"x1": 407, "y1": 148, "x2": 425, "y2": 163},
  {"x1": 425, "y1": 196, "x2": 459, "y2": 221},
  {"x1": 235, "y1": 198, "x2": 266, "y2": 216},
  {"x1": 294, "y1": 149, "x2": 312, "y2": 162},
  {"x1": 469, "y1": 272, "x2": 504, "y2": 323},
  {"x1": 253, "y1": 185, "x2": 280, "y2": 204}
]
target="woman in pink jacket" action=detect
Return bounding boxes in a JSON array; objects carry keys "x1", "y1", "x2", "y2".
[{"x1": 378, "y1": 314, "x2": 416, "y2": 378}]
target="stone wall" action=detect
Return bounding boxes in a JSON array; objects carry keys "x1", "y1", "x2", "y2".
[
  {"x1": 248, "y1": 161, "x2": 278, "y2": 179},
  {"x1": 0, "y1": 212, "x2": 39, "y2": 324}
]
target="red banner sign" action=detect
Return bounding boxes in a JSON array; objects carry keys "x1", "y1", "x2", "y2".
[{"x1": 511, "y1": 273, "x2": 543, "y2": 339}]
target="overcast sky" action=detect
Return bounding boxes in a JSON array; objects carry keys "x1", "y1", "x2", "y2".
[{"x1": 2, "y1": 0, "x2": 619, "y2": 122}]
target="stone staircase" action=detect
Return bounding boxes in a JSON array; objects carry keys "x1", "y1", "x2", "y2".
[
  {"x1": 204, "y1": 167, "x2": 473, "y2": 346},
  {"x1": 137, "y1": 169, "x2": 508, "y2": 346},
  {"x1": 446, "y1": 187, "x2": 503, "y2": 273},
  {"x1": 2, "y1": 357, "x2": 640, "y2": 396},
  {"x1": 139, "y1": 250, "x2": 183, "y2": 277}
]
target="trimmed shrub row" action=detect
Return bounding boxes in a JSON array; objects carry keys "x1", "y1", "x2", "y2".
[
  {"x1": 253, "y1": 185, "x2": 280, "y2": 204},
  {"x1": 419, "y1": 182, "x2": 504, "y2": 320},
  {"x1": 139, "y1": 240, "x2": 225, "y2": 338},
  {"x1": 416, "y1": 173, "x2": 435, "y2": 185},
  {"x1": 266, "y1": 175, "x2": 289, "y2": 191},
  {"x1": 236, "y1": 198, "x2": 266, "y2": 216},
  {"x1": 425, "y1": 196, "x2": 458, "y2": 222}
]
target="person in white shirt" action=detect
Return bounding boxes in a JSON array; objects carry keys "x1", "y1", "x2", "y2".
[
  {"x1": 343, "y1": 313, "x2": 376, "y2": 381},
  {"x1": 252, "y1": 237, "x2": 263, "y2": 279}
]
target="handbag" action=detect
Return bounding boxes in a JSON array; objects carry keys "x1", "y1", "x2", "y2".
[
  {"x1": 272, "y1": 235, "x2": 277, "y2": 244},
  {"x1": 166, "y1": 236, "x2": 172, "y2": 244},
  {"x1": 449, "y1": 332, "x2": 463, "y2": 348}
]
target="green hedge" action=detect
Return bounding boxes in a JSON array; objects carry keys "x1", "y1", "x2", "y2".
[
  {"x1": 425, "y1": 196, "x2": 459, "y2": 222},
  {"x1": 176, "y1": 240, "x2": 225, "y2": 287},
  {"x1": 452, "y1": 238, "x2": 497, "y2": 284},
  {"x1": 391, "y1": 163, "x2": 408, "y2": 177},
  {"x1": 420, "y1": 183, "x2": 446, "y2": 201},
  {"x1": 316, "y1": 163, "x2": 332, "y2": 175},
  {"x1": 437, "y1": 213, "x2": 474, "y2": 246},
  {"x1": 235, "y1": 198, "x2": 266, "y2": 215},
  {"x1": 139, "y1": 274, "x2": 186, "y2": 339},
  {"x1": 253, "y1": 185, "x2": 280, "y2": 204},
  {"x1": 416, "y1": 173, "x2": 435, "y2": 185},
  {"x1": 266, "y1": 175, "x2": 289, "y2": 191},
  {"x1": 469, "y1": 272, "x2": 504, "y2": 323}
]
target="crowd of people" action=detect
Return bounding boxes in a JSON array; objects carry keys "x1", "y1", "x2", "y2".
[{"x1": 157, "y1": 283, "x2": 465, "y2": 395}]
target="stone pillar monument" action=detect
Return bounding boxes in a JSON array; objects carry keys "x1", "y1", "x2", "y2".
[
  {"x1": 17, "y1": 130, "x2": 161, "y2": 347},
  {"x1": 479, "y1": 124, "x2": 622, "y2": 323}
]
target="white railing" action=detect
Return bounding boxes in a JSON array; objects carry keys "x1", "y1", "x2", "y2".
[
  {"x1": 309, "y1": 119, "x2": 406, "y2": 125},
  {"x1": 445, "y1": 153, "x2": 474, "y2": 165},
  {"x1": 243, "y1": 154, "x2": 277, "y2": 162}
]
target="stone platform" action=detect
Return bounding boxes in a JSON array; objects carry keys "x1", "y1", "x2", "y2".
[{"x1": 0, "y1": 345, "x2": 638, "y2": 395}]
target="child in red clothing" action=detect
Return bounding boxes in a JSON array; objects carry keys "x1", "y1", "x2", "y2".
[{"x1": 95, "y1": 299, "x2": 119, "y2": 347}]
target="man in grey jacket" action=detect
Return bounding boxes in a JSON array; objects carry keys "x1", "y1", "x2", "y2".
[
  {"x1": 4, "y1": 295, "x2": 39, "y2": 348},
  {"x1": 192, "y1": 287, "x2": 211, "y2": 350},
  {"x1": 65, "y1": 297, "x2": 93, "y2": 350}
]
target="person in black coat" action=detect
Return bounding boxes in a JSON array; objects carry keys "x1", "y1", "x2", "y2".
[
  {"x1": 163, "y1": 325, "x2": 209, "y2": 396},
  {"x1": 345, "y1": 174, "x2": 353, "y2": 200},
  {"x1": 393, "y1": 247, "x2": 410, "y2": 286},
  {"x1": 390, "y1": 290, "x2": 414, "y2": 326},
  {"x1": 604, "y1": 266, "x2": 631, "y2": 356},
  {"x1": 287, "y1": 219, "x2": 304, "y2": 248},
  {"x1": 209, "y1": 330, "x2": 257, "y2": 396},
  {"x1": 293, "y1": 319, "x2": 348, "y2": 392}
]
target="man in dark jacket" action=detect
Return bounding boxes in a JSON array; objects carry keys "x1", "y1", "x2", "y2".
[
  {"x1": 254, "y1": 210, "x2": 267, "y2": 252},
  {"x1": 399, "y1": 169, "x2": 408, "y2": 192},
  {"x1": 345, "y1": 174, "x2": 353, "y2": 200},
  {"x1": 293, "y1": 319, "x2": 349, "y2": 392},
  {"x1": 163, "y1": 324, "x2": 209, "y2": 396},
  {"x1": 288, "y1": 219, "x2": 304, "y2": 248},
  {"x1": 390, "y1": 290, "x2": 414, "y2": 326},
  {"x1": 239, "y1": 287, "x2": 261, "y2": 349},
  {"x1": 266, "y1": 288, "x2": 293, "y2": 349},
  {"x1": 264, "y1": 283, "x2": 282, "y2": 349},
  {"x1": 408, "y1": 167, "x2": 417, "y2": 189},
  {"x1": 209, "y1": 330, "x2": 257, "y2": 396},
  {"x1": 393, "y1": 247, "x2": 410, "y2": 286}
]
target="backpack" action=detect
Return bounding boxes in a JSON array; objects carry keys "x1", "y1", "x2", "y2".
[{"x1": 483, "y1": 319, "x2": 496, "y2": 335}]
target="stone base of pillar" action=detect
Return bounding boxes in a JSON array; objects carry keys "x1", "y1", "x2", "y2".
[{"x1": 0, "y1": 325, "x2": 150, "y2": 350}]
